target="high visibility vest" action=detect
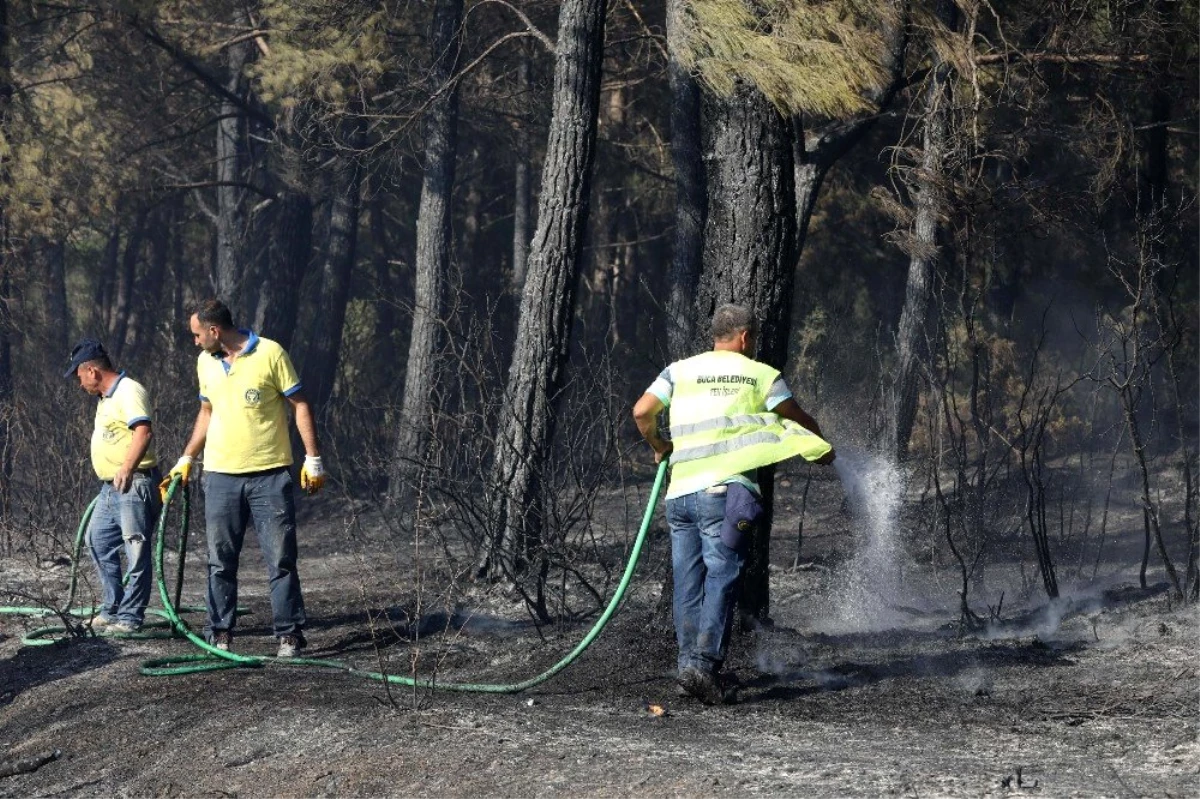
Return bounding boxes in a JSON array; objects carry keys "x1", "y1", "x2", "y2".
[{"x1": 665, "y1": 350, "x2": 832, "y2": 499}]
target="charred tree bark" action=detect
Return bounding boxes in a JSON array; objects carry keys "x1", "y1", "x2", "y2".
[
  {"x1": 94, "y1": 217, "x2": 121, "y2": 323},
  {"x1": 0, "y1": 10, "x2": 10, "y2": 517},
  {"x1": 697, "y1": 80, "x2": 797, "y2": 621},
  {"x1": 478, "y1": 0, "x2": 607, "y2": 582},
  {"x1": 253, "y1": 189, "x2": 312, "y2": 351},
  {"x1": 108, "y1": 207, "x2": 148, "y2": 362},
  {"x1": 125, "y1": 204, "x2": 170, "y2": 361},
  {"x1": 212, "y1": 28, "x2": 255, "y2": 313},
  {"x1": 301, "y1": 136, "x2": 363, "y2": 414},
  {"x1": 511, "y1": 52, "x2": 533, "y2": 295},
  {"x1": 0, "y1": 255, "x2": 10, "y2": 520},
  {"x1": 664, "y1": 0, "x2": 706, "y2": 361},
  {"x1": 892, "y1": 0, "x2": 957, "y2": 460},
  {"x1": 41, "y1": 239, "x2": 69, "y2": 356},
  {"x1": 169, "y1": 200, "x2": 186, "y2": 354},
  {"x1": 389, "y1": 0, "x2": 464, "y2": 502},
  {"x1": 367, "y1": 170, "x2": 401, "y2": 361}
]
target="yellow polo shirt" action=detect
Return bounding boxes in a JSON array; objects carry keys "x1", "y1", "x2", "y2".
[
  {"x1": 197, "y1": 332, "x2": 301, "y2": 474},
  {"x1": 91, "y1": 374, "x2": 157, "y2": 480}
]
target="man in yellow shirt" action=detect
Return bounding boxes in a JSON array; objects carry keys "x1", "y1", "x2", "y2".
[
  {"x1": 162, "y1": 300, "x2": 324, "y2": 658},
  {"x1": 633, "y1": 304, "x2": 835, "y2": 704},
  {"x1": 65, "y1": 339, "x2": 160, "y2": 634}
]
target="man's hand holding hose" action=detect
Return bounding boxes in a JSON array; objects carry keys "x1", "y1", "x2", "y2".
[{"x1": 159, "y1": 455, "x2": 195, "y2": 503}]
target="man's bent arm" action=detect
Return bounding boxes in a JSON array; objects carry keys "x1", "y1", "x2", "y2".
[
  {"x1": 773, "y1": 398, "x2": 835, "y2": 464},
  {"x1": 632, "y1": 393, "x2": 671, "y2": 463},
  {"x1": 772, "y1": 398, "x2": 824, "y2": 438},
  {"x1": 114, "y1": 423, "x2": 153, "y2": 493},
  {"x1": 288, "y1": 392, "x2": 321, "y2": 457}
]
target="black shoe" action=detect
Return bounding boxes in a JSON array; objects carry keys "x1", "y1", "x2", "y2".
[
  {"x1": 210, "y1": 631, "x2": 232, "y2": 651},
  {"x1": 677, "y1": 667, "x2": 727, "y2": 705}
]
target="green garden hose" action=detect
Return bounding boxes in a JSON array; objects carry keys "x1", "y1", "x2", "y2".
[
  {"x1": 1, "y1": 489, "x2": 211, "y2": 643},
  {"x1": 0, "y1": 496, "x2": 96, "y2": 621},
  {"x1": 141, "y1": 462, "x2": 668, "y2": 694}
]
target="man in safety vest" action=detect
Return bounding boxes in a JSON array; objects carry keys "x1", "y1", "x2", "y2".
[{"x1": 633, "y1": 304, "x2": 835, "y2": 704}]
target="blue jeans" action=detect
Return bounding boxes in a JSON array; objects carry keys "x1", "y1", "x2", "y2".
[
  {"x1": 203, "y1": 468, "x2": 306, "y2": 637},
  {"x1": 87, "y1": 473, "x2": 159, "y2": 625},
  {"x1": 667, "y1": 488, "x2": 745, "y2": 676}
]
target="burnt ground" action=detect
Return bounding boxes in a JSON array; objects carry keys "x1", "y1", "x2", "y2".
[{"x1": 1, "y1": 468, "x2": 1197, "y2": 799}]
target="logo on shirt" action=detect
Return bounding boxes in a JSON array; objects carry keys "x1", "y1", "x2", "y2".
[
  {"x1": 244, "y1": 388, "x2": 261, "y2": 406},
  {"x1": 102, "y1": 429, "x2": 118, "y2": 442},
  {"x1": 697, "y1": 374, "x2": 756, "y2": 398}
]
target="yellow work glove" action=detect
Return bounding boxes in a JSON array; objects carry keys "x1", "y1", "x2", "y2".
[
  {"x1": 300, "y1": 455, "x2": 325, "y2": 495},
  {"x1": 159, "y1": 455, "x2": 194, "y2": 503}
]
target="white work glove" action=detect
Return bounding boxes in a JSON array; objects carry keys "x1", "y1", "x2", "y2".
[{"x1": 300, "y1": 455, "x2": 325, "y2": 495}]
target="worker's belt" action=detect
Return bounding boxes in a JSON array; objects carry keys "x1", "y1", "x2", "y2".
[{"x1": 102, "y1": 467, "x2": 161, "y2": 484}]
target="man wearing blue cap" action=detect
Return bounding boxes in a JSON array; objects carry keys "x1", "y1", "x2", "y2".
[{"x1": 65, "y1": 339, "x2": 160, "y2": 634}]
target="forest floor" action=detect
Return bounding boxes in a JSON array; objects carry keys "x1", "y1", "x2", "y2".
[{"x1": 1, "y1": 464, "x2": 1197, "y2": 798}]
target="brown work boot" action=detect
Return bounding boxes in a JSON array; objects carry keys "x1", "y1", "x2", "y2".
[{"x1": 276, "y1": 632, "x2": 308, "y2": 658}]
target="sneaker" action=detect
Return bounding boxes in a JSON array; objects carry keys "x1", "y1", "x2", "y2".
[
  {"x1": 277, "y1": 632, "x2": 307, "y2": 658},
  {"x1": 677, "y1": 667, "x2": 728, "y2": 705},
  {"x1": 210, "y1": 631, "x2": 232, "y2": 651},
  {"x1": 89, "y1": 615, "x2": 116, "y2": 630},
  {"x1": 108, "y1": 621, "x2": 141, "y2": 635}
]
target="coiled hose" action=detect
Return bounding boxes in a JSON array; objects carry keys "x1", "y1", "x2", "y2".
[
  {"x1": 0, "y1": 494, "x2": 208, "y2": 643},
  {"x1": 140, "y1": 462, "x2": 667, "y2": 693}
]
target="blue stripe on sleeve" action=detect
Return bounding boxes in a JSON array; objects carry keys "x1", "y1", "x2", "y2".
[
  {"x1": 127, "y1": 416, "x2": 151, "y2": 428},
  {"x1": 282, "y1": 383, "x2": 303, "y2": 397}
]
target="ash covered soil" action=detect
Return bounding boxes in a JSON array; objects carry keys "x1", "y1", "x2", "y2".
[{"x1": 1, "y1": 469, "x2": 1197, "y2": 798}]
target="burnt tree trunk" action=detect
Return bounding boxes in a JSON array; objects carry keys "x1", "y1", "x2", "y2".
[
  {"x1": 510, "y1": 52, "x2": 533, "y2": 295},
  {"x1": 697, "y1": 80, "x2": 797, "y2": 622},
  {"x1": 665, "y1": 0, "x2": 706, "y2": 361},
  {"x1": 0, "y1": 257, "x2": 10, "y2": 521},
  {"x1": 479, "y1": 0, "x2": 607, "y2": 582},
  {"x1": 367, "y1": 173, "x2": 399, "y2": 364},
  {"x1": 94, "y1": 216, "x2": 121, "y2": 324},
  {"x1": 892, "y1": 0, "x2": 956, "y2": 460},
  {"x1": 169, "y1": 200, "x2": 186, "y2": 354},
  {"x1": 212, "y1": 26, "x2": 255, "y2": 312},
  {"x1": 108, "y1": 207, "x2": 148, "y2": 362},
  {"x1": 301, "y1": 136, "x2": 363, "y2": 414},
  {"x1": 41, "y1": 239, "x2": 69, "y2": 356},
  {"x1": 126, "y1": 204, "x2": 171, "y2": 361},
  {"x1": 253, "y1": 188, "x2": 312, "y2": 351},
  {"x1": 390, "y1": 0, "x2": 464, "y2": 501},
  {"x1": 0, "y1": 0, "x2": 9, "y2": 515}
]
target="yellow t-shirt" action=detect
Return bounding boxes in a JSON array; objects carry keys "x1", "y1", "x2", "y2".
[
  {"x1": 91, "y1": 375, "x2": 157, "y2": 480},
  {"x1": 197, "y1": 332, "x2": 301, "y2": 474}
]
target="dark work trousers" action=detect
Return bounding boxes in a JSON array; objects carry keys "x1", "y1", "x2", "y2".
[{"x1": 203, "y1": 467, "x2": 306, "y2": 637}]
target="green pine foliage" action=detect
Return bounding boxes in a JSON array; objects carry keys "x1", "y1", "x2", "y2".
[{"x1": 675, "y1": 0, "x2": 897, "y2": 115}]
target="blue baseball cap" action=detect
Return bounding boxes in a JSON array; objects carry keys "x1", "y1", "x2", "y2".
[
  {"x1": 63, "y1": 338, "x2": 108, "y2": 378},
  {"x1": 720, "y1": 482, "x2": 763, "y2": 552}
]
